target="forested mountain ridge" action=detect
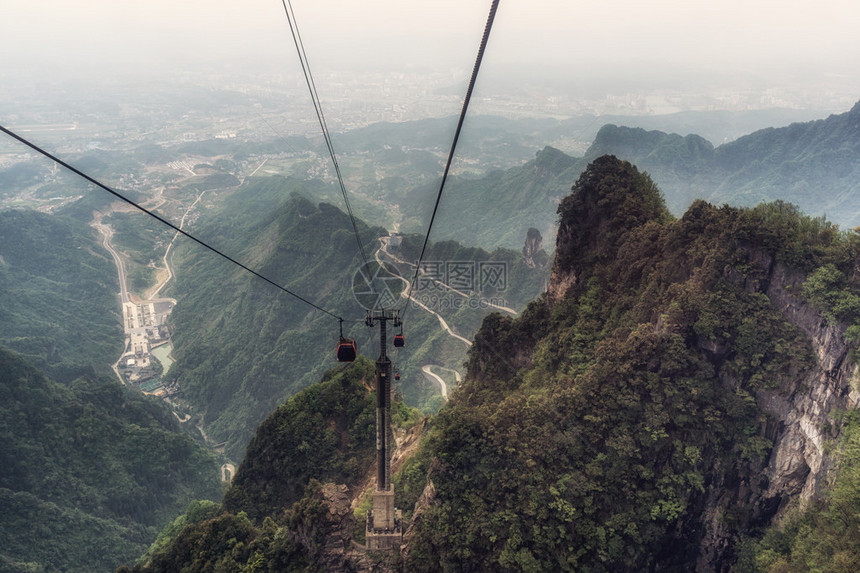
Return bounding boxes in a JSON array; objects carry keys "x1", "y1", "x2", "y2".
[
  {"x1": 165, "y1": 176, "x2": 548, "y2": 461},
  {"x1": 711, "y1": 100, "x2": 860, "y2": 219},
  {"x1": 120, "y1": 357, "x2": 420, "y2": 573},
  {"x1": 401, "y1": 156, "x2": 860, "y2": 570},
  {"x1": 579, "y1": 124, "x2": 716, "y2": 214},
  {"x1": 0, "y1": 347, "x2": 221, "y2": 573},
  {"x1": 165, "y1": 184, "x2": 383, "y2": 461},
  {"x1": 407, "y1": 145, "x2": 579, "y2": 249},
  {"x1": 580, "y1": 100, "x2": 860, "y2": 225},
  {"x1": 0, "y1": 209, "x2": 121, "y2": 382},
  {"x1": 413, "y1": 101, "x2": 860, "y2": 252},
  {"x1": 125, "y1": 156, "x2": 860, "y2": 571}
]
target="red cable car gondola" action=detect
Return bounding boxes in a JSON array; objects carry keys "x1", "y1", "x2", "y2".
[
  {"x1": 393, "y1": 334, "x2": 405, "y2": 348},
  {"x1": 336, "y1": 319, "x2": 357, "y2": 362},
  {"x1": 395, "y1": 372, "x2": 401, "y2": 381},
  {"x1": 337, "y1": 338, "x2": 356, "y2": 362}
]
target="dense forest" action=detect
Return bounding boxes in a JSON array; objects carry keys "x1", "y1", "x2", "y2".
[
  {"x1": 164, "y1": 176, "x2": 548, "y2": 460},
  {"x1": 120, "y1": 357, "x2": 421, "y2": 572},
  {"x1": 121, "y1": 156, "x2": 860, "y2": 571},
  {"x1": 0, "y1": 348, "x2": 221, "y2": 572},
  {"x1": 0, "y1": 209, "x2": 121, "y2": 382}
]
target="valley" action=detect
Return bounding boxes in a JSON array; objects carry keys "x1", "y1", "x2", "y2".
[
  {"x1": 51, "y1": 152, "x2": 546, "y2": 481},
  {"x1": 4, "y1": 0, "x2": 860, "y2": 569},
  {"x1": 4, "y1": 93, "x2": 860, "y2": 571},
  {"x1": 89, "y1": 190, "x2": 207, "y2": 397}
]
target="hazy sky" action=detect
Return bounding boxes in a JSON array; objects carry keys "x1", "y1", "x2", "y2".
[{"x1": 2, "y1": 0, "x2": 859, "y2": 105}]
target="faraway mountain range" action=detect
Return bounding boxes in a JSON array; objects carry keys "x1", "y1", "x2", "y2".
[{"x1": 2, "y1": 101, "x2": 860, "y2": 572}]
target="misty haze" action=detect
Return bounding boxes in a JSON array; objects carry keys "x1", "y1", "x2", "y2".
[{"x1": 2, "y1": 1, "x2": 860, "y2": 571}]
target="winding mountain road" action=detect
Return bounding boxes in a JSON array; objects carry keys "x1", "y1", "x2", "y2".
[
  {"x1": 374, "y1": 238, "x2": 473, "y2": 348},
  {"x1": 375, "y1": 236, "x2": 505, "y2": 401},
  {"x1": 150, "y1": 189, "x2": 205, "y2": 299},
  {"x1": 421, "y1": 365, "x2": 448, "y2": 400},
  {"x1": 92, "y1": 218, "x2": 129, "y2": 304},
  {"x1": 376, "y1": 236, "x2": 517, "y2": 316}
]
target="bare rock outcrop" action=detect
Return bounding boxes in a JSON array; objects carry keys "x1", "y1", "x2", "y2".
[
  {"x1": 522, "y1": 227, "x2": 544, "y2": 268},
  {"x1": 318, "y1": 483, "x2": 359, "y2": 572},
  {"x1": 696, "y1": 247, "x2": 860, "y2": 571}
]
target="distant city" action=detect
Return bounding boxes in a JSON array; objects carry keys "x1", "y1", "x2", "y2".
[{"x1": 2, "y1": 62, "x2": 858, "y2": 158}]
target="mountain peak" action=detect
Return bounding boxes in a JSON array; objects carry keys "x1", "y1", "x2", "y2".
[
  {"x1": 549, "y1": 155, "x2": 670, "y2": 301},
  {"x1": 532, "y1": 146, "x2": 577, "y2": 179}
]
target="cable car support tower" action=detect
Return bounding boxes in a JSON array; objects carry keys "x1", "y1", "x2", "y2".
[{"x1": 364, "y1": 308, "x2": 403, "y2": 550}]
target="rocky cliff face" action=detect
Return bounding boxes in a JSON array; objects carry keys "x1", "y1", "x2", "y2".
[
  {"x1": 552, "y1": 159, "x2": 860, "y2": 529},
  {"x1": 554, "y1": 169, "x2": 859, "y2": 570},
  {"x1": 316, "y1": 483, "x2": 360, "y2": 571},
  {"x1": 521, "y1": 227, "x2": 544, "y2": 269},
  {"x1": 759, "y1": 257, "x2": 859, "y2": 503},
  {"x1": 692, "y1": 247, "x2": 860, "y2": 570},
  {"x1": 400, "y1": 476, "x2": 438, "y2": 563}
]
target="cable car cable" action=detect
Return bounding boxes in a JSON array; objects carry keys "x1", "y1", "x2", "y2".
[
  {"x1": 0, "y1": 124, "x2": 344, "y2": 322},
  {"x1": 280, "y1": 0, "x2": 374, "y2": 282},
  {"x1": 400, "y1": 0, "x2": 500, "y2": 318}
]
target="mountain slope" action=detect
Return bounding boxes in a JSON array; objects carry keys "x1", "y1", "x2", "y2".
[
  {"x1": 710, "y1": 100, "x2": 860, "y2": 220},
  {"x1": 220, "y1": 357, "x2": 378, "y2": 521},
  {"x1": 164, "y1": 175, "x2": 548, "y2": 460},
  {"x1": 118, "y1": 156, "x2": 860, "y2": 571},
  {"x1": 0, "y1": 209, "x2": 121, "y2": 382},
  {"x1": 400, "y1": 146, "x2": 579, "y2": 250},
  {"x1": 400, "y1": 156, "x2": 860, "y2": 570},
  {"x1": 580, "y1": 124, "x2": 716, "y2": 214},
  {"x1": 165, "y1": 187, "x2": 383, "y2": 460},
  {"x1": 120, "y1": 358, "x2": 416, "y2": 573},
  {"x1": 0, "y1": 347, "x2": 221, "y2": 572},
  {"x1": 581, "y1": 101, "x2": 860, "y2": 226}
]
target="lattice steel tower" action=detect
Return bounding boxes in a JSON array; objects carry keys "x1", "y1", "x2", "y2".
[{"x1": 364, "y1": 309, "x2": 403, "y2": 550}]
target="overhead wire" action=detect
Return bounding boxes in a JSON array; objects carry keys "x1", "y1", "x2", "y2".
[
  {"x1": 400, "y1": 0, "x2": 500, "y2": 319},
  {"x1": 280, "y1": 0, "x2": 374, "y2": 281},
  {"x1": 0, "y1": 124, "x2": 344, "y2": 322},
  {"x1": 255, "y1": 110, "x2": 307, "y2": 158},
  {"x1": 3, "y1": 1, "x2": 499, "y2": 333}
]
